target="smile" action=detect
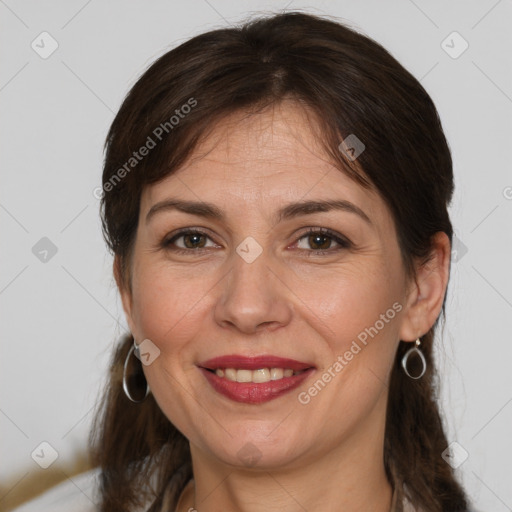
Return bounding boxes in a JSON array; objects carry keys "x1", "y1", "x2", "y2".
[
  {"x1": 198, "y1": 355, "x2": 315, "y2": 404},
  {"x1": 212, "y1": 367, "x2": 305, "y2": 383}
]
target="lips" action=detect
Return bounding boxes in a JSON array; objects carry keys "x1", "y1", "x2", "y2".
[{"x1": 198, "y1": 355, "x2": 315, "y2": 404}]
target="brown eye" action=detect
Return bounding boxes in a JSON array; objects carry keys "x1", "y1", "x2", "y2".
[
  {"x1": 295, "y1": 228, "x2": 351, "y2": 254},
  {"x1": 162, "y1": 229, "x2": 216, "y2": 252},
  {"x1": 307, "y1": 233, "x2": 332, "y2": 250},
  {"x1": 181, "y1": 232, "x2": 207, "y2": 249}
]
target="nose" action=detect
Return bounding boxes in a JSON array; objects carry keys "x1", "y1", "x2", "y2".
[{"x1": 214, "y1": 249, "x2": 293, "y2": 334}]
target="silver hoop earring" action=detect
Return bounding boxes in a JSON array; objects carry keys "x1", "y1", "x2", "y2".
[
  {"x1": 122, "y1": 339, "x2": 150, "y2": 403},
  {"x1": 401, "y1": 338, "x2": 427, "y2": 379}
]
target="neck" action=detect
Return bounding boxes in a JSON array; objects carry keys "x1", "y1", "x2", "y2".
[{"x1": 178, "y1": 394, "x2": 394, "y2": 512}]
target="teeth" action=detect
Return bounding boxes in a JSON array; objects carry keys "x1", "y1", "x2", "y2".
[
  {"x1": 214, "y1": 368, "x2": 301, "y2": 383},
  {"x1": 236, "y1": 369, "x2": 252, "y2": 383},
  {"x1": 224, "y1": 368, "x2": 236, "y2": 381},
  {"x1": 270, "y1": 368, "x2": 283, "y2": 380}
]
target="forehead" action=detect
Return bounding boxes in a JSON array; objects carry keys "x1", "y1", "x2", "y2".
[{"x1": 141, "y1": 101, "x2": 385, "y2": 222}]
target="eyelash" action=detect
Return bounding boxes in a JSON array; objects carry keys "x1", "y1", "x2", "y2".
[{"x1": 161, "y1": 227, "x2": 351, "y2": 256}]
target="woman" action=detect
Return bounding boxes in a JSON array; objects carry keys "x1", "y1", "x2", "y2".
[{"x1": 14, "y1": 11, "x2": 477, "y2": 512}]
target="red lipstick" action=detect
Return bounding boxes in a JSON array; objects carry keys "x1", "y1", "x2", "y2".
[{"x1": 198, "y1": 355, "x2": 315, "y2": 404}]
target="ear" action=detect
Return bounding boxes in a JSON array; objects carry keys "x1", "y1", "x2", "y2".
[
  {"x1": 114, "y1": 255, "x2": 136, "y2": 335},
  {"x1": 398, "y1": 232, "x2": 451, "y2": 342}
]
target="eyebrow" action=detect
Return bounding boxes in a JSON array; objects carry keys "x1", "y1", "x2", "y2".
[{"x1": 145, "y1": 198, "x2": 372, "y2": 226}]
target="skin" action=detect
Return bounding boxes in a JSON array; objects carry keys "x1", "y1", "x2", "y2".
[{"x1": 116, "y1": 100, "x2": 451, "y2": 512}]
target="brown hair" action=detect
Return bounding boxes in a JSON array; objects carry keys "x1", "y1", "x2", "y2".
[{"x1": 90, "y1": 11, "x2": 469, "y2": 511}]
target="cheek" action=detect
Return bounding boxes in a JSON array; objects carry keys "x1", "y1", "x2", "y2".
[
  {"x1": 128, "y1": 266, "x2": 210, "y2": 435},
  {"x1": 299, "y1": 262, "x2": 400, "y2": 344},
  {"x1": 299, "y1": 263, "x2": 403, "y2": 412},
  {"x1": 129, "y1": 262, "x2": 204, "y2": 346},
  {"x1": 296, "y1": 274, "x2": 401, "y2": 441}
]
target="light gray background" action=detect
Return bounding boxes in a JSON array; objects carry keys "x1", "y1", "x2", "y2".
[{"x1": 1, "y1": 1, "x2": 511, "y2": 510}]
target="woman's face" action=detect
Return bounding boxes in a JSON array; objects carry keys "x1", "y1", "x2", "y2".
[{"x1": 120, "y1": 101, "x2": 415, "y2": 470}]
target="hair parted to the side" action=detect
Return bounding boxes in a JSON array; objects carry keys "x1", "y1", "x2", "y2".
[{"x1": 89, "y1": 11, "x2": 469, "y2": 512}]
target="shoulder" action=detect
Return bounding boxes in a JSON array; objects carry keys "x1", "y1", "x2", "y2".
[{"x1": 11, "y1": 468, "x2": 101, "y2": 512}]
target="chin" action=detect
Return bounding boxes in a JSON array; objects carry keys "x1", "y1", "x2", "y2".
[{"x1": 197, "y1": 426, "x2": 307, "y2": 470}]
